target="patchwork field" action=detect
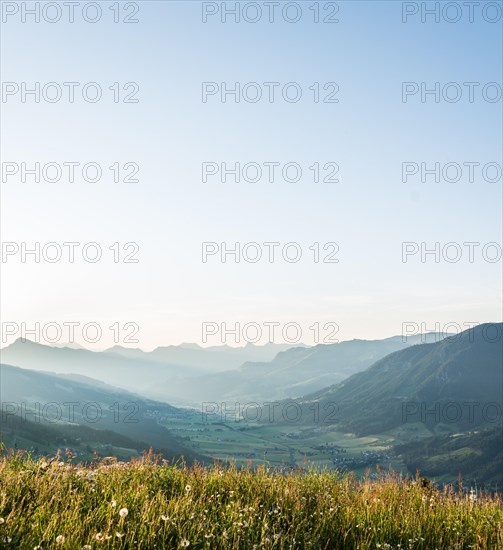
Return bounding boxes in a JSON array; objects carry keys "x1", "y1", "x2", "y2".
[{"x1": 164, "y1": 412, "x2": 412, "y2": 474}]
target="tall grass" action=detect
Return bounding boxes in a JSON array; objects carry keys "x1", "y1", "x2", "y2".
[{"x1": 0, "y1": 450, "x2": 501, "y2": 549}]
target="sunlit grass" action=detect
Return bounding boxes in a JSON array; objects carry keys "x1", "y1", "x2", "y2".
[{"x1": 0, "y1": 450, "x2": 501, "y2": 549}]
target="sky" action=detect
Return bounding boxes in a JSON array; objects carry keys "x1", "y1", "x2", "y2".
[{"x1": 0, "y1": 0, "x2": 502, "y2": 350}]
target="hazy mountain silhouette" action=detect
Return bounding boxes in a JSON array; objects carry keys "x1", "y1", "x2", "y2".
[
  {"x1": 0, "y1": 339, "x2": 297, "y2": 396},
  {"x1": 148, "y1": 333, "x2": 452, "y2": 405}
]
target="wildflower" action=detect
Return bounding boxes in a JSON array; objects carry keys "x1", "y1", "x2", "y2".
[
  {"x1": 2, "y1": 537, "x2": 12, "y2": 544},
  {"x1": 111, "y1": 500, "x2": 117, "y2": 508},
  {"x1": 180, "y1": 540, "x2": 190, "y2": 548},
  {"x1": 119, "y1": 508, "x2": 128, "y2": 518},
  {"x1": 185, "y1": 485, "x2": 192, "y2": 493},
  {"x1": 161, "y1": 515, "x2": 170, "y2": 521},
  {"x1": 82, "y1": 546, "x2": 92, "y2": 550},
  {"x1": 56, "y1": 535, "x2": 65, "y2": 544},
  {"x1": 96, "y1": 533, "x2": 104, "y2": 541},
  {"x1": 116, "y1": 532, "x2": 124, "y2": 538},
  {"x1": 0, "y1": 518, "x2": 4, "y2": 524}
]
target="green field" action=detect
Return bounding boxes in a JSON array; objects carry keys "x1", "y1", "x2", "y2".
[{"x1": 164, "y1": 412, "x2": 416, "y2": 475}]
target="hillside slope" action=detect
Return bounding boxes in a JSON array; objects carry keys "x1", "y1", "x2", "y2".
[
  {"x1": 296, "y1": 323, "x2": 502, "y2": 436},
  {"x1": 0, "y1": 363, "x2": 204, "y2": 462}
]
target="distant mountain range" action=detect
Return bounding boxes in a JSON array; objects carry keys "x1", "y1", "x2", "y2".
[
  {"x1": 148, "y1": 332, "x2": 452, "y2": 405},
  {"x1": 1, "y1": 334, "x2": 450, "y2": 406},
  {"x1": 0, "y1": 339, "x2": 299, "y2": 397},
  {"x1": 104, "y1": 341, "x2": 301, "y2": 370}
]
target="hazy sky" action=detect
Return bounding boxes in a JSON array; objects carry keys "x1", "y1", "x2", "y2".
[{"x1": 1, "y1": 1, "x2": 502, "y2": 349}]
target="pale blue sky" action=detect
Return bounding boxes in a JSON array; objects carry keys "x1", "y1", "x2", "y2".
[{"x1": 1, "y1": 1, "x2": 502, "y2": 349}]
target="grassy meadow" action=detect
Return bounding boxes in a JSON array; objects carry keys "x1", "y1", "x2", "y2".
[{"x1": 0, "y1": 450, "x2": 502, "y2": 549}]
